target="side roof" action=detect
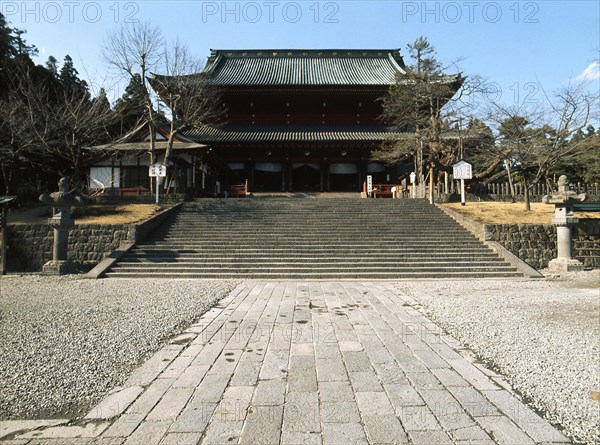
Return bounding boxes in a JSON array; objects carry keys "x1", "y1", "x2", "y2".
[{"x1": 201, "y1": 49, "x2": 407, "y2": 86}]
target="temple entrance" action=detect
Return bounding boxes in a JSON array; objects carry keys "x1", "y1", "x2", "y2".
[
  {"x1": 291, "y1": 163, "x2": 321, "y2": 191},
  {"x1": 367, "y1": 163, "x2": 388, "y2": 184},
  {"x1": 254, "y1": 163, "x2": 283, "y2": 191},
  {"x1": 329, "y1": 163, "x2": 359, "y2": 191},
  {"x1": 227, "y1": 162, "x2": 248, "y2": 190}
]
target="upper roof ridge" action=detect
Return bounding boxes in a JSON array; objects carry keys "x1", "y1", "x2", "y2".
[
  {"x1": 201, "y1": 49, "x2": 407, "y2": 86},
  {"x1": 209, "y1": 49, "x2": 402, "y2": 57}
]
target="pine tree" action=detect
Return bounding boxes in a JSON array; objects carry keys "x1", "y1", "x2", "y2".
[
  {"x1": 374, "y1": 37, "x2": 463, "y2": 183},
  {"x1": 12, "y1": 29, "x2": 37, "y2": 57},
  {"x1": 114, "y1": 73, "x2": 146, "y2": 133},
  {"x1": 59, "y1": 55, "x2": 88, "y2": 94},
  {"x1": 46, "y1": 55, "x2": 59, "y2": 78},
  {"x1": 0, "y1": 13, "x2": 17, "y2": 60}
]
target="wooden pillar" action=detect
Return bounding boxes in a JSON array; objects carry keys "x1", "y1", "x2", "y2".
[
  {"x1": 248, "y1": 161, "x2": 254, "y2": 193},
  {"x1": 429, "y1": 163, "x2": 434, "y2": 204},
  {"x1": 0, "y1": 206, "x2": 7, "y2": 275}
]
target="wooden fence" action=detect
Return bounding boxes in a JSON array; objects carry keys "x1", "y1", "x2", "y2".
[
  {"x1": 418, "y1": 181, "x2": 600, "y2": 201},
  {"x1": 475, "y1": 182, "x2": 599, "y2": 198}
]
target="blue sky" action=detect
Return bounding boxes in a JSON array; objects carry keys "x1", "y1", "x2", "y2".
[{"x1": 2, "y1": 0, "x2": 599, "y2": 109}]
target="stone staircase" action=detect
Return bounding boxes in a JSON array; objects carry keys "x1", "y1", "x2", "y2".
[{"x1": 104, "y1": 198, "x2": 525, "y2": 279}]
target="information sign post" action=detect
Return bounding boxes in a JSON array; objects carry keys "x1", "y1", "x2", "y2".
[
  {"x1": 452, "y1": 160, "x2": 473, "y2": 206},
  {"x1": 149, "y1": 164, "x2": 167, "y2": 204},
  {"x1": 409, "y1": 172, "x2": 416, "y2": 199}
]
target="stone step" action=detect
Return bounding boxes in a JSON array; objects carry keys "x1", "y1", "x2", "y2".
[
  {"x1": 118, "y1": 254, "x2": 501, "y2": 262},
  {"x1": 128, "y1": 245, "x2": 492, "y2": 252},
  {"x1": 106, "y1": 270, "x2": 523, "y2": 280},
  {"x1": 112, "y1": 260, "x2": 511, "y2": 268},
  {"x1": 153, "y1": 232, "x2": 472, "y2": 239},
  {"x1": 127, "y1": 241, "x2": 490, "y2": 250},
  {"x1": 148, "y1": 237, "x2": 481, "y2": 244},
  {"x1": 103, "y1": 199, "x2": 526, "y2": 279},
  {"x1": 156, "y1": 226, "x2": 470, "y2": 231}
]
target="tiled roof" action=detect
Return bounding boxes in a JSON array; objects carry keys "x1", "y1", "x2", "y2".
[
  {"x1": 88, "y1": 141, "x2": 207, "y2": 152},
  {"x1": 200, "y1": 49, "x2": 407, "y2": 86},
  {"x1": 183, "y1": 125, "x2": 403, "y2": 143}
]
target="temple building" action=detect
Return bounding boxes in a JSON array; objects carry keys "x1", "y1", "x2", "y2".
[{"x1": 90, "y1": 49, "x2": 461, "y2": 196}]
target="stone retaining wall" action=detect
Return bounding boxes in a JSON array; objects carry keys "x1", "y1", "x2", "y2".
[
  {"x1": 484, "y1": 220, "x2": 600, "y2": 269},
  {"x1": 6, "y1": 205, "x2": 180, "y2": 272},
  {"x1": 438, "y1": 205, "x2": 600, "y2": 270},
  {"x1": 484, "y1": 225, "x2": 556, "y2": 270}
]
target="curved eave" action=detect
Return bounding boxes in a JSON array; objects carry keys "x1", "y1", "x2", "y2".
[{"x1": 182, "y1": 125, "x2": 405, "y2": 144}]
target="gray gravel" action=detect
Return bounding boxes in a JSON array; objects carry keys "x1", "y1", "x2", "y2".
[
  {"x1": 396, "y1": 272, "x2": 599, "y2": 445},
  {"x1": 0, "y1": 275, "x2": 240, "y2": 420}
]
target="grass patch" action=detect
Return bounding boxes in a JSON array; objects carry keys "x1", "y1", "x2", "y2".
[
  {"x1": 441, "y1": 202, "x2": 600, "y2": 224},
  {"x1": 8, "y1": 203, "x2": 166, "y2": 225}
]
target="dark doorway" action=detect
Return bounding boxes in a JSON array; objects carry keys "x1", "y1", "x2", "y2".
[
  {"x1": 292, "y1": 163, "x2": 321, "y2": 191},
  {"x1": 254, "y1": 163, "x2": 283, "y2": 191},
  {"x1": 368, "y1": 163, "x2": 388, "y2": 184},
  {"x1": 329, "y1": 163, "x2": 359, "y2": 191}
]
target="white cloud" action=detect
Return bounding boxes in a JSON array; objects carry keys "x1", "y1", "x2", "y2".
[{"x1": 576, "y1": 61, "x2": 600, "y2": 82}]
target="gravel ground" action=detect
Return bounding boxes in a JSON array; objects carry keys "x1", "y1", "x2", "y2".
[
  {"x1": 0, "y1": 275, "x2": 240, "y2": 420},
  {"x1": 396, "y1": 271, "x2": 600, "y2": 445}
]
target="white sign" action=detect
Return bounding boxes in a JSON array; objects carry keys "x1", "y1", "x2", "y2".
[
  {"x1": 149, "y1": 164, "x2": 167, "y2": 177},
  {"x1": 453, "y1": 160, "x2": 472, "y2": 180},
  {"x1": 366, "y1": 175, "x2": 373, "y2": 194}
]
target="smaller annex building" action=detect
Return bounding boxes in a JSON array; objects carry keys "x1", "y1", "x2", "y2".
[
  {"x1": 88, "y1": 124, "x2": 228, "y2": 197},
  {"x1": 90, "y1": 49, "x2": 453, "y2": 196}
]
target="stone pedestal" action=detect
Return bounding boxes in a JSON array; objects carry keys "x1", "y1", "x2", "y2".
[
  {"x1": 542, "y1": 175, "x2": 586, "y2": 273},
  {"x1": 48, "y1": 211, "x2": 74, "y2": 261},
  {"x1": 39, "y1": 177, "x2": 84, "y2": 275},
  {"x1": 42, "y1": 210, "x2": 77, "y2": 275},
  {"x1": 547, "y1": 257, "x2": 584, "y2": 273},
  {"x1": 42, "y1": 259, "x2": 77, "y2": 275}
]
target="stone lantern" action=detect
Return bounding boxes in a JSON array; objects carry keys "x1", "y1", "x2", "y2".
[
  {"x1": 542, "y1": 175, "x2": 586, "y2": 272},
  {"x1": 39, "y1": 177, "x2": 85, "y2": 275}
]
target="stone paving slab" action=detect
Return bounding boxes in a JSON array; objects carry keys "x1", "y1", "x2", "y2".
[{"x1": 1, "y1": 282, "x2": 572, "y2": 445}]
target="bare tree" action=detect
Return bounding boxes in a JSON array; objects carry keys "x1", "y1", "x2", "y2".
[
  {"x1": 102, "y1": 22, "x2": 164, "y2": 168},
  {"x1": 374, "y1": 37, "x2": 504, "y2": 199},
  {"x1": 485, "y1": 82, "x2": 596, "y2": 210},
  {"x1": 374, "y1": 38, "x2": 462, "y2": 181},
  {"x1": 0, "y1": 88, "x2": 37, "y2": 194},
  {"x1": 15, "y1": 74, "x2": 117, "y2": 193},
  {"x1": 149, "y1": 40, "x2": 224, "y2": 167}
]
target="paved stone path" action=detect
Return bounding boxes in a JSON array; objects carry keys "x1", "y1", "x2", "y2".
[{"x1": 1, "y1": 282, "x2": 571, "y2": 444}]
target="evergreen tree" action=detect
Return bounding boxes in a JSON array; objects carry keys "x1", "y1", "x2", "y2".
[
  {"x1": 114, "y1": 73, "x2": 146, "y2": 133},
  {"x1": 59, "y1": 55, "x2": 88, "y2": 94},
  {"x1": 374, "y1": 37, "x2": 463, "y2": 183},
  {"x1": 552, "y1": 124, "x2": 600, "y2": 183},
  {"x1": 406, "y1": 36, "x2": 442, "y2": 75},
  {"x1": 46, "y1": 56, "x2": 59, "y2": 78},
  {"x1": 0, "y1": 14, "x2": 39, "y2": 97},
  {"x1": 0, "y1": 13, "x2": 17, "y2": 60}
]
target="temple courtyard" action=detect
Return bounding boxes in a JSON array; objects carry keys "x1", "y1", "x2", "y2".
[{"x1": 0, "y1": 273, "x2": 598, "y2": 444}]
